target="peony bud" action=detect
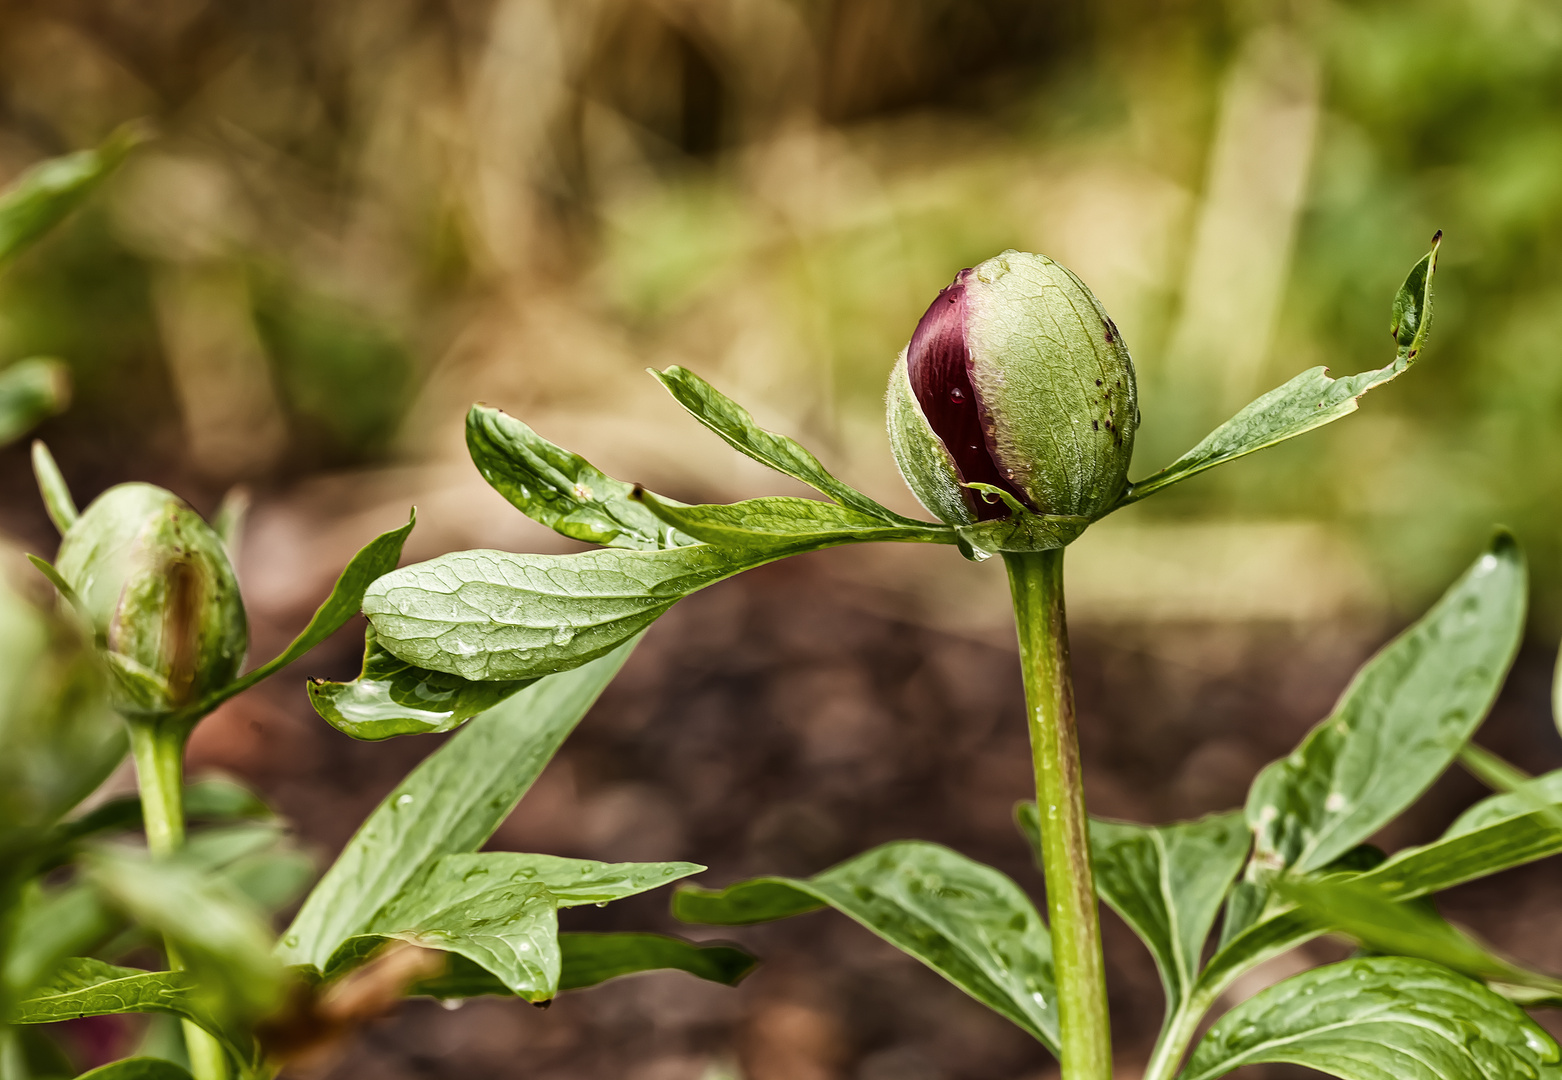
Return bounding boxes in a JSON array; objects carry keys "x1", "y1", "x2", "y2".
[
  {"x1": 887, "y1": 250, "x2": 1138, "y2": 529},
  {"x1": 55, "y1": 483, "x2": 246, "y2": 714}
]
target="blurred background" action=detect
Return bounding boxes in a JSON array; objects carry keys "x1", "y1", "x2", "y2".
[{"x1": 3, "y1": 0, "x2": 1562, "y2": 1077}]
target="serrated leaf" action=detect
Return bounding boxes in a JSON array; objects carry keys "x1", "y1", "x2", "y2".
[
  {"x1": 673, "y1": 840, "x2": 1059, "y2": 1053},
  {"x1": 196, "y1": 513, "x2": 416, "y2": 717},
  {"x1": 307, "y1": 627, "x2": 534, "y2": 740},
  {"x1": 280, "y1": 642, "x2": 635, "y2": 970},
  {"x1": 636, "y1": 491, "x2": 952, "y2": 548},
  {"x1": 467, "y1": 405, "x2": 696, "y2": 550},
  {"x1": 0, "y1": 124, "x2": 143, "y2": 268},
  {"x1": 1123, "y1": 235, "x2": 1439, "y2": 506},
  {"x1": 78, "y1": 1059, "x2": 195, "y2": 1080},
  {"x1": 1019, "y1": 808, "x2": 1246, "y2": 1027},
  {"x1": 652, "y1": 366, "x2": 916, "y2": 524},
  {"x1": 0, "y1": 359, "x2": 68, "y2": 447},
  {"x1": 1178, "y1": 956, "x2": 1557, "y2": 1080},
  {"x1": 1247, "y1": 534, "x2": 1525, "y2": 874}
]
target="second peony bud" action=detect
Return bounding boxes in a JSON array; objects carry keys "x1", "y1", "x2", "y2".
[{"x1": 887, "y1": 250, "x2": 1138, "y2": 529}]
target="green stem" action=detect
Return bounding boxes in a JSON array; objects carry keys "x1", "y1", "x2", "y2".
[
  {"x1": 1459, "y1": 743, "x2": 1531, "y2": 793},
  {"x1": 129, "y1": 720, "x2": 232, "y2": 1080},
  {"x1": 1004, "y1": 550, "x2": 1110, "y2": 1080},
  {"x1": 1142, "y1": 996, "x2": 1211, "y2": 1080}
]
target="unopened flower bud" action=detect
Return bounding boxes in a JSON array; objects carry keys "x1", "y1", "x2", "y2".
[
  {"x1": 55, "y1": 483, "x2": 246, "y2": 713},
  {"x1": 887, "y1": 251, "x2": 1138, "y2": 528}
]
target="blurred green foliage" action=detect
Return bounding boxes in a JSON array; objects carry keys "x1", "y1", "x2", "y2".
[{"x1": 0, "y1": 0, "x2": 1556, "y2": 621}]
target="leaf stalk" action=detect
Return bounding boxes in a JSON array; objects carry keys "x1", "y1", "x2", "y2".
[{"x1": 1004, "y1": 550, "x2": 1110, "y2": 1080}]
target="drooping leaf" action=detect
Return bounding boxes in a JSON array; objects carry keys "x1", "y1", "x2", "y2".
[
  {"x1": 1122, "y1": 235, "x2": 1439, "y2": 506},
  {"x1": 0, "y1": 359, "x2": 68, "y2": 447},
  {"x1": 280, "y1": 642, "x2": 636, "y2": 970},
  {"x1": 1246, "y1": 533, "x2": 1525, "y2": 874},
  {"x1": 674, "y1": 841, "x2": 1059, "y2": 1053},
  {"x1": 336, "y1": 883, "x2": 560, "y2": 1001},
  {"x1": 412, "y1": 934, "x2": 757, "y2": 997},
  {"x1": 1178, "y1": 956, "x2": 1557, "y2": 1080},
  {"x1": 196, "y1": 512, "x2": 416, "y2": 715},
  {"x1": 466, "y1": 405, "x2": 695, "y2": 550},
  {"x1": 0, "y1": 124, "x2": 143, "y2": 268},
  {"x1": 307, "y1": 627, "x2": 534, "y2": 740},
  {"x1": 322, "y1": 854, "x2": 703, "y2": 999},
  {"x1": 651, "y1": 366, "x2": 916, "y2": 524},
  {"x1": 1274, "y1": 875, "x2": 1562, "y2": 994},
  {"x1": 30, "y1": 440, "x2": 77, "y2": 533},
  {"x1": 78, "y1": 1059, "x2": 196, "y2": 1080},
  {"x1": 635, "y1": 491, "x2": 952, "y2": 548},
  {"x1": 1020, "y1": 808, "x2": 1247, "y2": 1027}
]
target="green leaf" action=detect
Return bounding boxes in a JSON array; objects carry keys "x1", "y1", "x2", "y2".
[
  {"x1": 307, "y1": 627, "x2": 534, "y2": 740},
  {"x1": 322, "y1": 854, "x2": 703, "y2": 1000},
  {"x1": 651, "y1": 366, "x2": 916, "y2": 524},
  {"x1": 1178, "y1": 956, "x2": 1557, "y2": 1080},
  {"x1": 58, "y1": 778, "x2": 273, "y2": 843},
  {"x1": 212, "y1": 486, "x2": 250, "y2": 563},
  {"x1": 30, "y1": 440, "x2": 77, "y2": 534},
  {"x1": 1273, "y1": 875, "x2": 1562, "y2": 993},
  {"x1": 1247, "y1": 533, "x2": 1525, "y2": 874},
  {"x1": 83, "y1": 848, "x2": 286, "y2": 1024},
  {"x1": 636, "y1": 491, "x2": 952, "y2": 548},
  {"x1": 1122, "y1": 235, "x2": 1440, "y2": 506},
  {"x1": 11, "y1": 958, "x2": 244, "y2": 1062},
  {"x1": 195, "y1": 512, "x2": 416, "y2": 715},
  {"x1": 337, "y1": 883, "x2": 560, "y2": 1002},
  {"x1": 0, "y1": 359, "x2": 68, "y2": 447},
  {"x1": 78, "y1": 1059, "x2": 195, "y2": 1080},
  {"x1": 466, "y1": 405, "x2": 695, "y2": 550},
  {"x1": 280, "y1": 642, "x2": 635, "y2": 970},
  {"x1": 365, "y1": 544, "x2": 750, "y2": 681},
  {"x1": 953, "y1": 503, "x2": 1089, "y2": 558},
  {"x1": 2, "y1": 883, "x2": 118, "y2": 999},
  {"x1": 412, "y1": 934, "x2": 756, "y2": 997},
  {"x1": 1446, "y1": 768, "x2": 1562, "y2": 835},
  {"x1": 673, "y1": 840, "x2": 1059, "y2": 1053},
  {"x1": 1027, "y1": 809, "x2": 1247, "y2": 1026},
  {"x1": 0, "y1": 124, "x2": 143, "y2": 268}
]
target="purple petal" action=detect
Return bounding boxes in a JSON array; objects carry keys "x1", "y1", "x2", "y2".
[{"x1": 906, "y1": 269, "x2": 1029, "y2": 520}]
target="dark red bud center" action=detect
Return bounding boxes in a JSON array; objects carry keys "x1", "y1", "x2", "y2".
[{"x1": 906, "y1": 269, "x2": 1030, "y2": 520}]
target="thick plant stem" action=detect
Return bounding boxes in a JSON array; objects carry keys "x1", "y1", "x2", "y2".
[
  {"x1": 1004, "y1": 550, "x2": 1110, "y2": 1080},
  {"x1": 129, "y1": 720, "x2": 232, "y2": 1080}
]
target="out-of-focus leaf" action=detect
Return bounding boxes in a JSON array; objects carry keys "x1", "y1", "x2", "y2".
[
  {"x1": 651, "y1": 366, "x2": 917, "y2": 524},
  {"x1": 1178, "y1": 956, "x2": 1557, "y2": 1080},
  {"x1": 1447, "y1": 768, "x2": 1562, "y2": 834},
  {"x1": 212, "y1": 486, "x2": 250, "y2": 563},
  {"x1": 195, "y1": 512, "x2": 415, "y2": 716},
  {"x1": 636, "y1": 491, "x2": 952, "y2": 548},
  {"x1": 1246, "y1": 534, "x2": 1524, "y2": 874},
  {"x1": 0, "y1": 359, "x2": 68, "y2": 447},
  {"x1": 1020, "y1": 808, "x2": 1246, "y2": 1028},
  {"x1": 466, "y1": 405, "x2": 695, "y2": 550},
  {"x1": 1122, "y1": 235, "x2": 1439, "y2": 506},
  {"x1": 307, "y1": 628, "x2": 533, "y2": 740},
  {"x1": 78, "y1": 1059, "x2": 195, "y2": 1080},
  {"x1": 30, "y1": 440, "x2": 77, "y2": 534},
  {"x1": 59, "y1": 778, "x2": 273, "y2": 844},
  {"x1": 280, "y1": 642, "x2": 636, "y2": 971},
  {"x1": 1459, "y1": 743, "x2": 1532, "y2": 793},
  {"x1": 2, "y1": 882, "x2": 117, "y2": 998},
  {"x1": 1274, "y1": 875, "x2": 1562, "y2": 993},
  {"x1": 556, "y1": 933, "x2": 756, "y2": 992},
  {"x1": 83, "y1": 848, "x2": 286, "y2": 1024},
  {"x1": 674, "y1": 841, "x2": 1059, "y2": 1053},
  {"x1": 0, "y1": 125, "x2": 143, "y2": 268}
]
